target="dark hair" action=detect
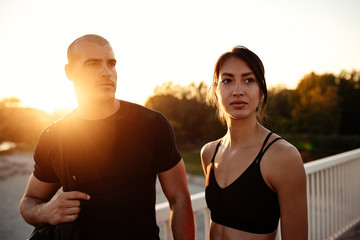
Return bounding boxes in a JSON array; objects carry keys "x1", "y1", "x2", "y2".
[
  {"x1": 207, "y1": 46, "x2": 268, "y2": 124},
  {"x1": 67, "y1": 34, "x2": 111, "y2": 64}
]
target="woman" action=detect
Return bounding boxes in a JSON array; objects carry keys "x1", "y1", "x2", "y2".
[{"x1": 201, "y1": 46, "x2": 308, "y2": 240}]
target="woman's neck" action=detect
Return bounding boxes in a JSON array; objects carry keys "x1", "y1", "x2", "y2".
[{"x1": 223, "y1": 117, "x2": 266, "y2": 148}]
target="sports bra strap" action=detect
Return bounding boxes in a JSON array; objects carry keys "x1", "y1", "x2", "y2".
[
  {"x1": 210, "y1": 141, "x2": 222, "y2": 163},
  {"x1": 210, "y1": 132, "x2": 282, "y2": 164},
  {"x1": 260, "y1": 132, "x2": 273, "y2": 152},
  {"x1": 253, "y1": 132, "x2": 273, "y2": 161},
  {"x1": 256, "y1": 137, "x2": 283, "y2": 163}
]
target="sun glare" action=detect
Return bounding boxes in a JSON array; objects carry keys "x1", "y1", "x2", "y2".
[
  {"x1": 1, "y1": 0, "x2": 359, "y2": 115},
  {"x1": 20, "y1": 80, "x2": 78, "y2": 114}
]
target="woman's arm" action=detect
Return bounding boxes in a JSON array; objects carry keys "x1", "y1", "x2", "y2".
[
  {"x1": 266, "y1": 142, "x2": 308, "y2": 240},
  {"x1": 200, "y1": 141, "x2": 217, "y2": 176}
]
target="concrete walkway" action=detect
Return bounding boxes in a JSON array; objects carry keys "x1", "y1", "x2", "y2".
[
  {"x1": 335, "y1": 221, "x2": 360, "y2": 240},
  {"x1": 0, "y1": 151, "x2": 34, "y2": 240}
]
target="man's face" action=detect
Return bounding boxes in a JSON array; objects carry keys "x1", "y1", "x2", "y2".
[{"x1": 67, "y1": 41, "x2": 117, "y2": 103}]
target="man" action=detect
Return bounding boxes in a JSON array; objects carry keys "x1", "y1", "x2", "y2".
[{"x1": 19, "y1": 34, "x2": 195, "y2": 239}]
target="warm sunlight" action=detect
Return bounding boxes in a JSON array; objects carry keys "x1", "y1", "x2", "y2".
[
  {"x1": 10, "y1": 77, "x2": 78, "y2": 114},
  {"x1": 1, "y1": 0, "x2": 359, "y2": 113}
]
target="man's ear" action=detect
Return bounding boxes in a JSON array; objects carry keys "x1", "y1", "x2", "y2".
[{"x1": 65, "y1": 64, "x2": 73, "y2": 81}]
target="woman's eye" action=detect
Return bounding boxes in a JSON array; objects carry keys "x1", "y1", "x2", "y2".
[
  {"x1": 245, "y1": 78, "x2": 255, "y2": 83},
  {"x1": 222, "y1": 78, "x2": 231, "y2": 83}
]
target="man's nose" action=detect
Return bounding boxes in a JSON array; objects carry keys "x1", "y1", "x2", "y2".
[{"x1": 101, "y1": 64, "x2": 112, "y2": 77}]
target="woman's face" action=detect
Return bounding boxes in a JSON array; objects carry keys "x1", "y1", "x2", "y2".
[{"x1": 216, "y1": 57, "x2": 262, "y2": 122}]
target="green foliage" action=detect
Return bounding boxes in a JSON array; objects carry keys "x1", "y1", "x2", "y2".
[
  {"x1": 284, "y1": 134, "x2": 360, "y2": 163},
  {"x1": 337, "y1": 70, "x2": 360, "y2": 134},
  {"x1": 292, "y1": 72, "x2": 341, "y2": 134},
  {"x1": 265, "y1": 87, "x2": 299, "y2": 133},
  {"x1": 180, "y1": 149, "x2": 204, "y2": 176},
  {"x1": 145, "y1": 81, "x2": 226, "y2": 145},
  {"x1": 0, "y1": 98, "x2": 58, "y2": 149},
  {"x1": 267, "y1": 70, "x2": 360, "y2": 136}
]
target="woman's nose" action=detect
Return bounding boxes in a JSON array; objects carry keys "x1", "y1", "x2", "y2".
[{"x1": 233, "y1": 81, "x2": 244, "y2": 96}]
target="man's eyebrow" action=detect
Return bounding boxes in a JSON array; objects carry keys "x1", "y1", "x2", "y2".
[
  {"x1": 83, "y1": 58, "x2": 116, "y2": 65},
  {"x1": 83, "y1": 58, "x2": 101, "y2": 64}
]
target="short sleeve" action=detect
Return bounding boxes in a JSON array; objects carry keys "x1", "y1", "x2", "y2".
[
  {"x1": 153, "y1": 113, "x2": 181, "y2": 173},
  {"x1": 33, "y1": 124, "x2": 60, "y2": 183}
]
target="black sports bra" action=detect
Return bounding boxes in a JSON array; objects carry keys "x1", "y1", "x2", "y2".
[{"x1": 205, "y1": 132, "x2": 282, "y2": 234}]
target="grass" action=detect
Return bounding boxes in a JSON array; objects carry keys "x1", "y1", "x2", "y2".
[{"x1": 179, "y1": 148, "x2": 204, "y2": 176}]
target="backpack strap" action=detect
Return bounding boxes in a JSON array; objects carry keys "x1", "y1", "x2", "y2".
[{"x1": 57, "y1": 119, "x2": 77, "y2": 192}]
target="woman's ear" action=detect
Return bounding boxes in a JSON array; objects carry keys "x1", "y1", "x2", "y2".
[
  {"x1": 259, "y1": 90, "x2": 264, "y2": 101},
  {"x1": 214, "y1": 86, "x2": 219, "y2": 100}
]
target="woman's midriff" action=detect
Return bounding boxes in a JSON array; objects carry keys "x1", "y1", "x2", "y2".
[{"x1": 209, "y1": 222, "x2": 278, "y2": 240}]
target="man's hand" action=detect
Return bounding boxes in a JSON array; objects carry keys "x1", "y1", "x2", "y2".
[
  {"x1": 19, "y1": 174, "x2": 90, "y2": 227},
  {"x1": 41, "y1": 187, "x2": 90, "y2": 225}
]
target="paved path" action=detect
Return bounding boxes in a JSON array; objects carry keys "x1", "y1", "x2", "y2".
[
  {"x1": 0, "y1": 151, "x2": 34, "y2": 240},
  {"x1": 335, "y1": 221, "x2": 360, "y2": 240},
  {"x1": 0, "y1": 151, "x2": 205, "y2": 240}
]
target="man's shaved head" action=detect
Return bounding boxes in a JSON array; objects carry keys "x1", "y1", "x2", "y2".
[{"x1": 67, "y1": 34, "x2": 111, "y2": 65}]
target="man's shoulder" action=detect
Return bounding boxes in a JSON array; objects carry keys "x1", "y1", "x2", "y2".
[
  {"x1": 39, "y1": 111, "x2": 76, "y2": 138},
  {"x1": 121, "y1": 100, "x2": 166, "y2": 122}
]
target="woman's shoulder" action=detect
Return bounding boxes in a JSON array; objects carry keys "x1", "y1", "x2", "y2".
[
  {"x1": 201, "y1": 139, "x2": 221, "y2": 155},
  {"x1": 263, "y1": 134, "x2": 305, "y2": 183},
  {"x1": 268, "y1": 134, "x2": 302, "y2": 163},
  {"x1": 201, "y1": 139, "x2": 221, "y2": 165}
]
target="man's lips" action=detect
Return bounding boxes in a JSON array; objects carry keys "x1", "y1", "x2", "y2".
[{"x1": 98, "y1": 81, "x2": 115, "y2": 88}]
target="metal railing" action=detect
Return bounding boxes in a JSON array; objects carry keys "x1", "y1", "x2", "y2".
[
  {"x1": 156, "y1": 148, "x2": 360, "y2": 240},
  {"x1": 306, "y1": 148, "x2": 360, "y2": 239}
]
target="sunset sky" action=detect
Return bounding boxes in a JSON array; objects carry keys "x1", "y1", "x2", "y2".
[{"x1": 1, "y1": 0, "x2": 359, "y2": 113}]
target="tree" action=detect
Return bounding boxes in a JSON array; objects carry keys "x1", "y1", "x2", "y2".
[
  {"x1": 266, "y1": 86, "x2": 299, "y2": 133},
  {"x1": 145, "y1": 81, "x2": 225, "y2": 146},
  {"x1": 0, "y1": 98, "x2": 54, "y2": 148},
  {"x1": 338, "y1": 70, "x2": 360, "y2": 134},
  {"x1": 292, "y1": 72, "x2": 341, "y2": 134}
]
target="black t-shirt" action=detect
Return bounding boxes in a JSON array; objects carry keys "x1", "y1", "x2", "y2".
[{"x1": 33, "y1": 100, "x2": 181, "y2": 239}]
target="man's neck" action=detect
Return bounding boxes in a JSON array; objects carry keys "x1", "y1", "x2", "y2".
[{"x1": 76, "y1": 99, "x2": 120, "y2": 120}]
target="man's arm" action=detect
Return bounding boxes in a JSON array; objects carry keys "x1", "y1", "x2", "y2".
[
  {"x1": 158, "y1": 160, "x2": 195, "y2": 240},
  {"x1": 19, "y1": 173, "x2": 90, "y2": 227}
]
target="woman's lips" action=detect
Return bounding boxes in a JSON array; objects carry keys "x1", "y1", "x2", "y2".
[{"x1": 230, "y1": 100, "x2": 247, "y2": 108}]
